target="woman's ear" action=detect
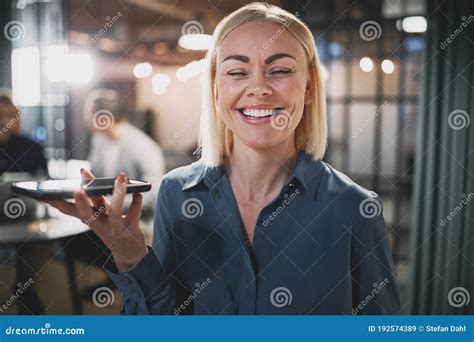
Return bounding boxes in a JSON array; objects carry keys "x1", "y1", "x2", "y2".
[{"x1": 304, "y1": 77, "x2": 313, "y2": 105}]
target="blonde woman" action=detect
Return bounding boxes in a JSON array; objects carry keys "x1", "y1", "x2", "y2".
[{"x1": 47, "y1": 3, "x2": 399, "y2": 314}]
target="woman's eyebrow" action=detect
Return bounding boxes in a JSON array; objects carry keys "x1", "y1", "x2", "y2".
[
  {"x1": 265, "y1": 53, "x2": 295, "y2": 64},
  {"x1": 222, "y1": 55, "x2": 249, "y2": 63},
  {"x1": 221, "y1": 53, "x2": 295, "y2": 64}
]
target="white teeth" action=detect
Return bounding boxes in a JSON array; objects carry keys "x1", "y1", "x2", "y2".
[{"x1": 242, "y1": 109, "x2": 276, "y2": 117}]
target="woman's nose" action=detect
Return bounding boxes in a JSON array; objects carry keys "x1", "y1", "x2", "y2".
[{"x1": 245, "y1": 74, "x2": 272, "y2": 98}]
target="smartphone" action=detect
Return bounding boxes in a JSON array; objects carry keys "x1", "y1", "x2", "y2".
[{"x1": 11, "y1": 177, "x2": 151, "y2": 200}]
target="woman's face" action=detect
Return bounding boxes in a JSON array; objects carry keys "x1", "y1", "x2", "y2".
[{"x1": 215, "y1": 21, "x2": 313, "y2": 150}]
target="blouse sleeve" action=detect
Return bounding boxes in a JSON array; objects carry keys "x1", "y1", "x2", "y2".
[
  {"x1": 103, "y1": 178, "x2": 180, "y2": 315},
  {"x1": 350, "y1": 192, "x2": 401, "y2": 315}
]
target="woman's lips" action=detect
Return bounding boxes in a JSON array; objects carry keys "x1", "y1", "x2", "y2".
[
  {"x1": 237, "y1": 108, "x2": 274, "y2": 125},
  {"x1": 236, "y1": 107, "x2": 292, "y2": 129}
]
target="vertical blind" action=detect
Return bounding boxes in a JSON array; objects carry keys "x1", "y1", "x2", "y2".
[{"x1": 410, "y1": 0, "x2": 473, "y2": 314}]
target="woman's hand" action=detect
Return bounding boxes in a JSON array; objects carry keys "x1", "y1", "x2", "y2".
[{"x1": 45, "y1": 169, "x2": 148, "y2": 273}]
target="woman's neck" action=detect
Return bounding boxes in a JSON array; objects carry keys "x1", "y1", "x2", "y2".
[{"x1": 225, "y1": 138, "x2": 298, "y2": 200}]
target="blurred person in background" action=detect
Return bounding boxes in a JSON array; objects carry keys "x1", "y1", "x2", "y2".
[
  {"x1": 83, "y1": 89, "x2": 165, "y2": 218},
  {"x1": 65, "y1": 89, "x2": 165, "y2": 300},
  {"x1": 0, "y1": 93, "x2": 47, "y2": 176},
  {"x1": 0, "y1": 92, "x2": 49, "y2": 314}
]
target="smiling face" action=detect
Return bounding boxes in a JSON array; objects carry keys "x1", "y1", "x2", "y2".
[{"x1": 215, "y1": 21, "x2": 313, "y2": 151}]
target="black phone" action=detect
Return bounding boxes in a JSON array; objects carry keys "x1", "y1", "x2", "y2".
[{"x1": 11, "y1": 177, "x2": 151, "y2": 200}]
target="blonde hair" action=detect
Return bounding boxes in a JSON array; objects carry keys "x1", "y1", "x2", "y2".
[{"x1": 199, "y1": 2, "x2": 327, "y2": 166}]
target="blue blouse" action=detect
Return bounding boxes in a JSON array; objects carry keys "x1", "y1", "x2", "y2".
[{"x1": 105, "y1": 151, "x2": 400, "y2": 315}]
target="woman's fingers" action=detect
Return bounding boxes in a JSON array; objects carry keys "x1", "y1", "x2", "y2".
[
  {"x1": 80, "y1": 168, "x2": 95, "y2": 185},
  {"x1": 126, "y1": 193, "x2": 143, "y2": 226},
  {"x1": 109, "y1": 172, "x2": 127, "y2": 219},
  {"x1": 79, "y1": 168, "x2": 107, "y2": 210},
  {"x1": 44, "y1": 199, "x2": 78, "y2": 217},
  {"x1": 94, "y1": 195, "x2": 108, "y2": 212},
  {"x1": 74, "y1": 191, "x2": 96, "y2": 224}
]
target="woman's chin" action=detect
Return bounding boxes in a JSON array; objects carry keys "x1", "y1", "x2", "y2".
[{"x1": 237, "y1": 134, "x2": 288, "y2": 150}]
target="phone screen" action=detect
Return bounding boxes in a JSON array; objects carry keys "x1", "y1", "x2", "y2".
[
  {"x1": 18, "y1": 178, "x2": 117, "y2": 192},
  {"x1": 12, "y1": 178, "x2": 150, "y2": 199},
  {"x1": 84, "y1": 178, "x2": 130, "y2": 188}
]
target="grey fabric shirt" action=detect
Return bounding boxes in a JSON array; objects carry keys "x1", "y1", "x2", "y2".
[
  {"x1": 88, "y1": 122, "x2": 165, "y2": 214},
  {"x1": 104, "y1": 150, "x2": 400, "y2": 315}
]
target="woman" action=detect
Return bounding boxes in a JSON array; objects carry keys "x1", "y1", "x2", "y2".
[{"x1": 47, "y1": 3, "x2": 400, "y2": 315}]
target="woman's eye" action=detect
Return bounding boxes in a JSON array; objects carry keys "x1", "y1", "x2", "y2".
[
  {"x1": 269, "y1": 69, "x2": 292, "y2": 76},
  {"x1": 227, "y1": 71, "x2": 248, "y2": 77}
]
